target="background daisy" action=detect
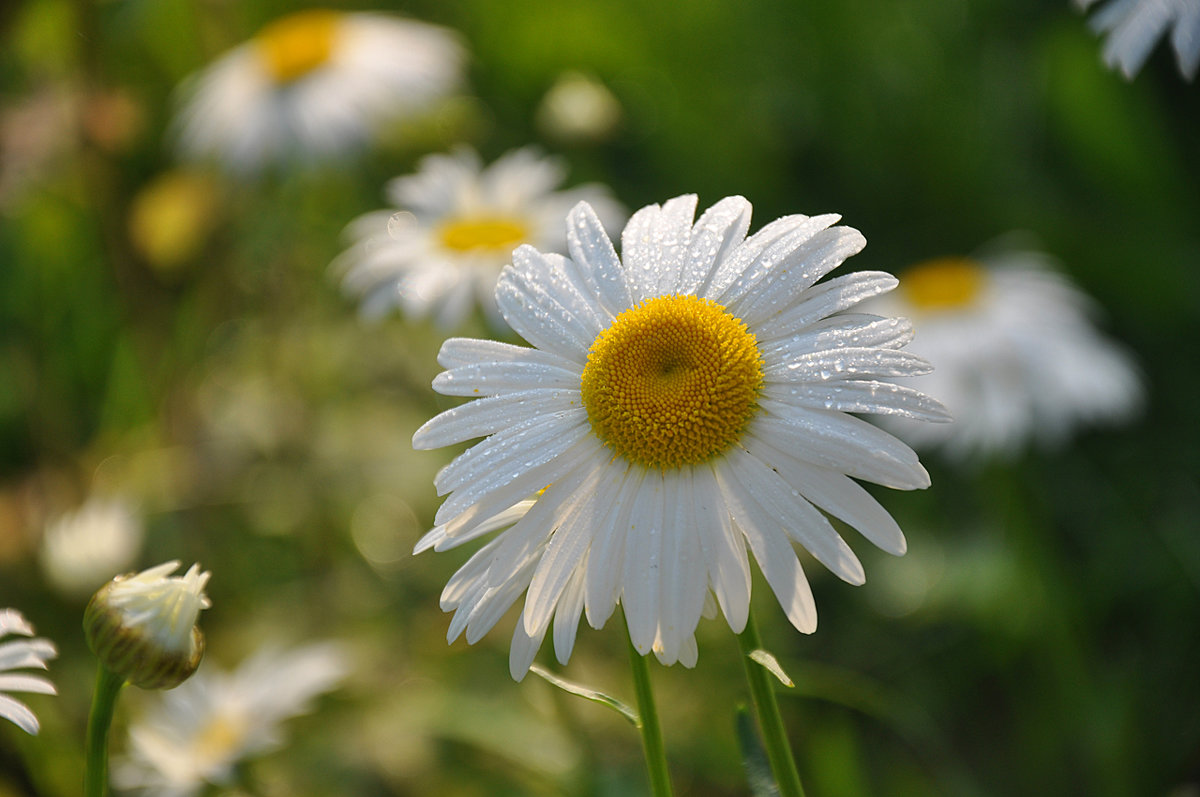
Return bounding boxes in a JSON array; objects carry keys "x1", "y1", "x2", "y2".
[
  {"x1": 0, "y1": 609, "x2": 57, "y2": 735},
  {"x1": 335, "y1": 146, "x2": 624, "y2": 328},
  {"x1": 1076, "y1": 0, "x2": 1200, "y2": 79},
  {"x1": 113, "y1": 642, "x2": 349, "y2": 797},
  {"x1": 413, "y1": 195, "x2": 948, "y2": 679},
  {"x1": 867, "y1": 246, "x2": 1143, "y2": 460},
  {"x1": 173, "y1": 11, "x2": 464, "y2": 171},
  {"x1": 39, "y1": 496, "x2": 143, "y2": 597}
]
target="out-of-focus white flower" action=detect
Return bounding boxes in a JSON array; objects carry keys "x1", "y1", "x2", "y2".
[
  {"x1": 867, "y1": 248, "x2": 1143, "y2": 461},
  {"x1": 334, "y1": 147, "x2": 624, "y2": 328},
  {"x1": 413, "y1": 195, "x2": 948, "y2": 679},
  {"x1": 1076, "y1": 0, "x2": 1200, "y2": 79},
  {"x1": 173, "y1": 10, "x2": 464, "y2": 171},
  {"x1": 85, "y1": 562, "x2": 211, "y2": 689},
  {"x1": 536, "y1": 71, "x2": 622, "y2": 143},
  {"x1": 113, "y1": 642, "x2": 350, "y2": 797},
  {"x1": 0, "y1": 609, "x2": 57, "y2": 735},
  {"x1": 40, "y1": 497, "x2": 144, "y2": 597}
]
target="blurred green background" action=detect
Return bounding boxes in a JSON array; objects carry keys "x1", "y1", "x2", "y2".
[{"x1": 1, "y1": 0, "x2": 1198, "y2": 794}]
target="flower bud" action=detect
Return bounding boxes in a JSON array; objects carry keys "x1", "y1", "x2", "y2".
[{"x1": 84, "y1": 561, "x2": 211, "y2": 689}]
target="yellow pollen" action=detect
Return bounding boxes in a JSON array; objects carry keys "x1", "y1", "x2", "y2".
[
  {"x1": 437, "y1": 217, "x2": 530, "y2": 254},
  {"x1": 255, "y1": 10, "x2": 342, "y2": 84},
  {"x1": 900, "y1": 257, "x2": 986, "y2": 311},
  {"x1": 194, "y1": 713, "x2": 247, "y2": 763},
  {"x1": 580, "y1": 295, "x2": 764, "y2": 470}
]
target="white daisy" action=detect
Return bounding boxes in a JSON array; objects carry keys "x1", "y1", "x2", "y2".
[
  {"x1": 113, "y1": 642, "x2": 349, "y2": 797},
  {"x1": 412, "y1": 195, "x2": 949, "y2": 679},
  {"x1": 1076, "y1": 0, "x2": 1200, "y2": 79},
  {"x1": 173, "y1": 10, "x2": 463, "y2": 171},
  {"x1": 0, "y1": 609, "x2": 57, "y2": 735},
  {"x1": 40, "y1": 496, "x2": 143, "y2": 597},
  {"x1": 85, "y1": 561, "x2": 211, "y2": 689},
  {"x1": 865, "y1": 249, "x2": 1143, "y2": 461},
  {"x1": 335, "y1": 146, "x2": 624, "y2": 328}
]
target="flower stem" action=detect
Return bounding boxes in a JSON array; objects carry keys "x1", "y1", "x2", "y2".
[
  {"x1": 85, "y1": 664, "x2": 126, "y2": 797},
  {"x1": 738, "y1": 612, "x2": 806, "y2": 797},
  {"x1": 626, "y1": 629, "x2": 674, "y2": 797}
]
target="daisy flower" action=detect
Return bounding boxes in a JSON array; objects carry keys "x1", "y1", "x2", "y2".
[
  {"x1": 335, "y1": 146, "x2": 624, "y2": 328},
  {"x1": 173, "y1": 10, "x2": 463, "y2": 171},
  {"x1": 85, "y1": 561, "x2": 211, "y2": 689},
  {"x1": 1076, "y1": 0, "x2": 1200, "y2": 79},
  {"x1": 865, "y1": 248, "x2": 1142, "y2": 461},
  {"x1": 40, "y1": 496, "x2": 143, "y2": 597},
  {"x1": 412, "y1": 195, "x2": 949, "y2": 679},
  {"x1": 0, "y1": 609, "x2": 57, "y2": 735},
  {"x1": 112, "y1": 642, "x2": 349, "y2": 797}
]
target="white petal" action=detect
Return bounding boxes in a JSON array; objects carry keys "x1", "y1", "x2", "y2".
[
  {"x1": 584, "y1": 465, "x2": 643, "y2": 629},
  {"x1": 621, "y1": 195, "x2": 697, "y2": 302},
  {"x1": 414, "y1": 390, "x2": 579, "y2": 448},
  {"x1": 765, "y1": 379, "x2": 951, "y2": 422},
  {"x1": 437, "y1": 337, "x2": 578, "y2": 370},
  {"x1": 0, "y1": 674, "x2": 56, "y2": 695},
  {"x1": 694, "y1": 464, "x2": 751, "y2": 632},
  {"x1": 683, "y1": 196, "x2": 753, "y2": 297},
  {"x1": 718, "y1": 216, "x2": 846, "y2": 313},
  {"x1": 715, "y1": 464, "x2": 818, "y2": 634},
  {"x1": 653, "y1": 470, "x2": 708, "y2": 664},
  {"x1": 759, "y1": 315, "x2": 914, "y2": 363},
  {"x1": 509, "y1": 621, "x2": 549, "y2": 681},
  {"x1": 0, "y1": 694, "x2": 40, "y2": 735},
  {"x1": 765, "y1": 348, "x2": 935, "y2": 383},
  {"x1": 752, "y1": 402, "x2": 930, "y2": 490},
  {"x1": 433, "y1": 410, "x2": 587, "y2": 495},
  {"x1": 755, "y1": 271, "x2": 899, "y2": 340},
  {"x1": 621, "y1": 469, "x2": 665, "y2": 654},
  {"x1": 566, "y1": 202, "x2": 631, "y2": 317},
  {"x1": 701, "y1": 214, "x2": 820, "y2": 300},
  {"x1": 496, "y1": 264, "x2": 598, "y2": 359},
  {"x1": 552, "y1": 565, "x2": 588, "y2": 665},
  {"x1": 725, "y1": 447, "x2": 866, "y2": 585},
  {"x1": 510, "y1": 247, "x2": 608, "y2": 341}
]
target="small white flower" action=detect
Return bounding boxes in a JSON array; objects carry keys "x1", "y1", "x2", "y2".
[
  {"x1": 335, "y1": 147, "x2": 624, "y2": 328},
  {"x1": 0, "y1": 609, "x2": 57, "y2": 735},
  {"x1": 1076, "y1": 0, "x2": 1200, "y2": 79},
  {"x1": 40, "y1": 496, "x2": 144, "y2": 597},
  {"x1": 866, "y1": 248, "x2": 1143, "y2": 460},
  {"x1": 85, "y1": 561, "x2": 212, "y2": 689},
  {"x1": 413, "y1": 195, "x2": 948, "y2": 679},
  {"x1": 173, "y1": 10, "x2": 463, "y2": 171},
  {"x1": 112, "y1": 642, "x2": 349, "y2": 797},
  {"x1": 536, "y1": 71, "x2": 623, "y2": 143}
]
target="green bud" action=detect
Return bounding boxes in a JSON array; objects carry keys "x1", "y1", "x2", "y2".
[{"x1": 84, "y1": 561, "x2": 211, "y2": 690}]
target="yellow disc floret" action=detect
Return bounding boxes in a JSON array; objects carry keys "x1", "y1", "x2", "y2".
[
  {"x1": 900, "y1": 257, "x2": 985, "y2": 311},
  {"x1": 580, "y1": 295, "x2": 764, "y2": 470},
  {"x1": 255, "y1": 10, "x2": 342, "y2": 84},
  {"x1": 438, "y1": 217, "x2": 530, "y2": 254}
]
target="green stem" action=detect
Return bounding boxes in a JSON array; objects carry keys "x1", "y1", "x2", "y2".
[
  {"x1": 85, "y1": 664, "x2": 126, "y2": 797},
  {"x1": 738, "y1": 612, "x2": 806, "y2": 797},
  {"x1": 626, "y1": 630, "x2": 674, "y2": 797}
]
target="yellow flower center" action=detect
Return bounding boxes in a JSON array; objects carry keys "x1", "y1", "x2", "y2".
[
  {"x1": 900, "y1": 257, "x2": 985, "y2": 311},
  {"x1": 580, "y1": 295, "x2": 764, "y2": 470},
  {"x1": 255, "y1": 10, "x2": 342, "y2": 84},
  {"x1": 437, "y1": 217, "x2": 530, "y2": 254},
  {"x1": 194, "y1": 712, "x2": 247, "y2": 764}
]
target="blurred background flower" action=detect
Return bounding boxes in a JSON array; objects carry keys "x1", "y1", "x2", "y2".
[
  {"x1": 172, "y1": 10, "x2": 464, "y2": 172},
  {"x1": 39, "y1": 496, "x2": 143, "y2": 598},
  {"x1": 1076, "y1": 0, "x2": 1200, "y2": 79},
  {"x1": 866, "y1": 243, "x2": 1143, "y2": 461},
  {"x1": 334, "y1": 146, "x2": 624, "y2": 327}
]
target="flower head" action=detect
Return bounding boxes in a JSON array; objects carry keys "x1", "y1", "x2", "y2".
[
  {"x1": 866, "y1": 247, "x2": 1142, "y2": 460},
  {"x1": 335, "y1": 147, "x2": 624, "y2": 328},
  {"x1": 1076, "y1": 0, "x2": 1200, "y2": 80},
  {"x1": 413, "y1": 195, "x2": 949, "y2": 679},
  {"x1": 173, "y1": 11, "x2": 463, "y2": 171},
  {"x1": 0, "y1": 609, "x2": 57, "y2": 735},
  {"x1": 112, "y1": 642, "x2": 349, "y2": 797},
  {"x1": 40, "y1": 496, "x2": 144, "y2": 597},
  {"x1": 85, "y1": 561, "x2": 211, "y2": 689}
]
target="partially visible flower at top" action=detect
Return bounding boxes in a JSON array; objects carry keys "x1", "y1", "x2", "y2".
[
  {"x1": 536, "y1": 71, "x2": 623, "y2": 144},
  {"x1": 85, "y1": 561, "x2": 211, "y2": 690},
  {"x1": 413, "y1": 194, "x2": 949, "y2": 680},
  {"x1": 1076, "y1": 0, "x2": 1200, "y2": 79},
  {"x1": 172, "y1": 10, "x2": 464, "y2": 172},
  {"x1": 0, "y1": 609, "x2": 57, "y2": 735},
  {"x1": 40, "y1": 496, "x2": 144, "y2": 597},
  {"x1": 865, "y1": 245, "x2": 1142, "y2": 461},
  {"x1": 128, "y1": 170, "x2": 222, "y2": 275},
  {"x1": 334, "y1": 146, "x2": 624, "y2": 328},
  {"x1": 112, "y1": 642, "x2": 349, "y2": 797}
]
